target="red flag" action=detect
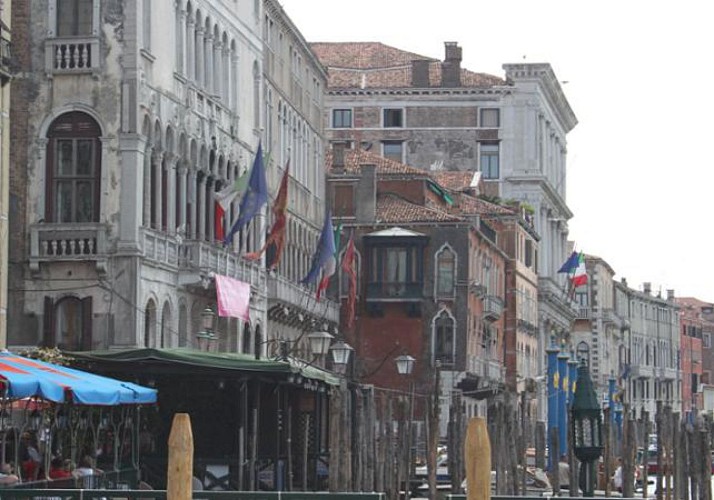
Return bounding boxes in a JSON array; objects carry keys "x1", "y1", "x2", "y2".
[
  {"x1": 215, "y1": 202, "x2": 225, "y2": 242},
  {"x1": 244, "y1": 161, "x2": 289, "y2": 268},
  {"x1": 342, "y1": 232, "x2": 357, "y2": 329}
]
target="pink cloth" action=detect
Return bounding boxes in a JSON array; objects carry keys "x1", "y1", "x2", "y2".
[{"x1": 215, "y1": 275, "x2": 251, "y2": 321}]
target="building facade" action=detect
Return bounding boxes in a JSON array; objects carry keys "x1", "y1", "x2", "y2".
[
  {"x1": 8, "y1": 0, "x2": 337, "y2": 357},
  {"x1": 676, "y1": 297, "x2": 706, "y2": 415},
  {"x1": 614, "y1": 280, "x2": 680, "y2": 420},
  {"x1": 311, "y1": 41, "x2": 578, "y2": 422},
  {"x1": 0, "y1": 0, "x2": 10, "y2": 349}
]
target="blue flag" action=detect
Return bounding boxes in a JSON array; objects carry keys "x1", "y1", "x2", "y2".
[
  {"x1": 224, "y1": 143, "x2": 267, "y2": 246},
  {"x1": 557, "y1": 251, "x2": 579, "y2": 273},
  {"x1": 301, "y1": 210, "x2": 336, "y2": 286}
]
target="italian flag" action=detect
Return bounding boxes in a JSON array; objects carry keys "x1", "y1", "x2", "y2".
[{"x1": 571, "y1": 252, "x2": 588, "y2": 287}]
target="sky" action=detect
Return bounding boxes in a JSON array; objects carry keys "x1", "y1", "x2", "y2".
[{"x1": 279, "y1": 0, "x2": 714, "y2": 302}]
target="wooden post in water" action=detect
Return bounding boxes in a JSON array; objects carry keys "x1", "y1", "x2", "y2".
[
  {"x1": 167, "y1": 413, "x2": 193, "y2": 500},
  {"x1": 465, "y1": 417, "x2": 491, "y2": 500}
]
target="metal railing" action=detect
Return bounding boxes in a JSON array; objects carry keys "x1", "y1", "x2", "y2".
[{"x1": 0, "y1": 490, "x2": 386, "y2": 500}]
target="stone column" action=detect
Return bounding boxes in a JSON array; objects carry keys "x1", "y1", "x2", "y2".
[
  {"x1": 166, "y1": 153, "x2": 178, "y2": 234},
  {"x1": 197, "y1": 172, "x2": 206, "y2": 240},
  {"x1": 143, "y1": 145, "x2": 153, "y2": 227},
  {"x1": 206, "y1": 177, "x2": 215, "y2": 242},
  {"x1": 176, "y1": 5, "x2": 186, "y2": 74},
  {"x1": 153, "y1": 150, "x2": 164, "y2": 230},
  {"x1": 118, "y1": 135, "x2": 147, "y2": 249},
  {"x1": 231, "y1": 53, "x2": 239, "y2": 113},
  {"x1": 187, "y1": 170, "x2": 197, "y2": 239},
  {"x1": 178, "y1": 164, "x2": 187, "y2": 232},
  {"x1": 214, "y1": 40, "x2": 223, "y2": 99},
  {"x1": 187, "y1": 17, "x2": 196, "y2": 81},
  {"x1": 195, "y1": 26, "x2": 205, "y2": 86},
  {"x1": 205, "y1": 32, "x2": 214, "y2": 94}
]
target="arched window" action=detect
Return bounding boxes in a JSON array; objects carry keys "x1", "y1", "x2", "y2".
[
  {"x1": 49, "y1": 296, "x2": 93, "y2": 351},
  {"x1": 242, "y1": 323, "x2": 252, "y2": 354},
  {"x1": 161, "y1": 302, "x2": 171, "y2": 348},
  {"x1": 254, "y1": 324, "x2": 262, "y2": 359},
  {"x1": 178, "y1": 303, "x2": 188, "y2": 347},
  {"x1": 434, "y1": 310, "x2": 455, "y2": 366},
  {"x1": 144, "y1": 299, "x2": 156, "y2": 348},
  {"x1": 435, "y1": 246, "x2": 456, "y2": 297},
  {"x1": 253, "y1": 61, "x2": 260, "y2": 129},
  {"x1": 46, "y1": 112, "x2": 101, "y2": 222}
]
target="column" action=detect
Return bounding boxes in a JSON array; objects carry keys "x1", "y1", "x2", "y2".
[
  {"x1": 166, "y1": 154, "x2": 177, "y2": 233},
  {"x1": 195, "y1": 26, "x2": 205, "y2": 86},
  {"x1": 231, "y1": 53, "x2": 239, "y2": 113},
  {"x1": 206, "y1": 178, "x2": 214, "y2": 242},
  {"x1": 178, "y1": 165, "x2": 187, "y2": 233},
  {"x1": 205, "y1": 32, "x2": 214, "y2": 94},
  {"x1": 153, "y1": 151, "x2": 164, "y2": 230},
  {"x1": 143, "y1": 145, "x2": 153, "y2": 227},
  {"x1": 187, "y1": 17, "x2": 196, "y2": 81},
  {"x1": 187, "y1": 170, "x2": 197, "y2": 239},
  {"x1": 176, "y1": 6, "x2": 186, "y2": 74},
  {"x1": 214, "y1": 41, "x2": 223, "y2": 99},
  {"x1": 197, "y1": 173, "x2": 206, "y2": 240},
  {"x1": 118, "y1": 135, "x2": 147, "y2": 248}
]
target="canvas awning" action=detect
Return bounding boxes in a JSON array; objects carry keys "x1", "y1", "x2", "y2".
[
  {"x1": 70, "y1": 348, "x2": 340, "y2": 386},
  {"x1": 0, "y1": 351, "x2": 157, "y2": 405}
]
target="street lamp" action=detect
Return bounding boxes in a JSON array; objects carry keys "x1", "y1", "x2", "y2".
[
  {"x1": 196, "y1": 307, "x2": 217, "y2": 351},
  {"x1": 571, "y1": 359, "x2": 603, "y2": 497},
  {"x1": 307, "y1": 330, "x2": 334, "y2": 362},
  {"x1": 329, "y1": 340, "x2": 354, "y2": 374},
  {"x1": 395, "y1": 354, "x2": 416, "y2": 498}
]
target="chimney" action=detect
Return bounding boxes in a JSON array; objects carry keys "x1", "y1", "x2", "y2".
[
  {"x1": 356, "y1": 164, "x2": 377, "y2": 223},
  {"x1": 643, "y1": 282, "x2": 651, "y2": 295},
  {"x1": 441, "y1": 42, "x2": 462, "y2": 88},
  {"x1": 411, "y1": 59, "x2": 430, "y2": 88},
  {"x1": 667, "y1": 289, "x2": 675, "y2": 301},
  {"x1": 332, "y1": 143, "x2": 346, "y2": 173},
  {"x1": 621, "y1": 277, "x2": 628, "y2": 287}
]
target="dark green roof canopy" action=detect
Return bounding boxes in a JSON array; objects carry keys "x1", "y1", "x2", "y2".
[{"x1": 70, "y1": 348, "x2": 340, "y2": 386}]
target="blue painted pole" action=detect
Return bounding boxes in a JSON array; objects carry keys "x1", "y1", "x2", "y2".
[
  {"x1": 558, "y1": 351, "x2": 570, "y2": 459},
  {"x1": 547, "y1": 346, "x2": 560, "y2": 472},
  {"x1": 608, "y1": 378, "x2": 616, "y2": 423}
]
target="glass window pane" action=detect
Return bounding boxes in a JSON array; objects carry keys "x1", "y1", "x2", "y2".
[
  {"x1": 56, "y1": 299, "x2": 82, "y2": 350},
  {"x1": 57, "y1": 140, "x2": 74, "y2": 176},
  {"x1": 76, "y1": 139, "x2": 94, "y2": 176},
  {"x1": 76, "y1": 181, "x2": 94, "y2": 222},
  {"x1": 77, "y1": 0, "x2": 94, "y2": 35},
  {"x1": 56, "y1": 181, "x2": 73, "y2": 222}
]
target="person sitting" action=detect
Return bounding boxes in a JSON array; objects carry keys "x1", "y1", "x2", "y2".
[{"x1": 0, "y1": 462, "x2": 19, "y2": 486}]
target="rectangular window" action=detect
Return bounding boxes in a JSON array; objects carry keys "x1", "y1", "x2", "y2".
[
  {"x1": 332, "y1": 109, "x2": 352, "y2": 128},
  {"x1": 480, "y1": 108, "x2": 500, "y2": 127},
  {"x1": 704, "y1": 333, "x2": 711, "y2": 349},
  {"x1": 480, "y1": 143, "x2": 499, "y2": 179},
  {"x1": 382, "y1": 141, "x2": 403, "y2": 163},
  {"x1": 383, "y1": 108, "x2": 404, "y2": 128},
  {"x1": 525, "y1": 239, "x2": 533, "y2": 268},
  {"x1": 57, "y1": 0, "x2": 93, "y2": 37}
]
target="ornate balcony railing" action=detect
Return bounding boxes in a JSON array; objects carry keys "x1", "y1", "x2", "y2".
[
  {"x1": 267, "y1": 274, "x2": 339, "y2": 323},
  {"x1": 483, "y1": 294, "x2": 504, "y2": 321},
  {"x1": 29, "y1": 222, "x2": 109, "y2": 274},
  {"x1": 178, "y1": 240, "x2": 266, "y2": 291},
  {"x1": 143, "y1": 229, "x2": 180, "y2": 267},
  {"x1": 45, "y1": 37, "x2": 99, "y2": 73}
]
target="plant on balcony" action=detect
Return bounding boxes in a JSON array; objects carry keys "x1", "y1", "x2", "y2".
[{"x1": 17, "y1": 347, "x2": 74, "y2": 366}]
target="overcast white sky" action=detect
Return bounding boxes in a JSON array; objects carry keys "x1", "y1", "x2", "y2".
[{"x1": 280, "y1": 0, "x2": 714, "y2": 302}]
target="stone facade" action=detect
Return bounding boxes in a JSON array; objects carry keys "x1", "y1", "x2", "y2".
[
  {"x1": 7, "y1": 0, "x2": 336, "y2": 357},
  {"x1": 0, "y1": 0, "x2": 10, "y2": 348}
]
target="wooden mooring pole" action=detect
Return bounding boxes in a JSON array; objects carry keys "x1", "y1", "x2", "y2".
[
  {"x1": 465, "y1": 417, "x2": 491, "y2": 500},
  {"x1": 167, "y1": 413, "x2": 194, "y2": 500}
]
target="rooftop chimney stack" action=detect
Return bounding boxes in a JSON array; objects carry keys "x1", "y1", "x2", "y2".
[
  {"x1": 643, "y1": 282, "x2": 651, "y2": 295},
  {"x1": 667, "y1": 289, "x2": 675, "y2": 301},
  {"x1": 411, "y1": 59, "x2": 431, "y2": 88},
  {"x1": 441, "y1": 42, "x2": 462, "y2": 88},
  {"x1": 621, "y1": 277, "x2": 628, "y2": 287}
]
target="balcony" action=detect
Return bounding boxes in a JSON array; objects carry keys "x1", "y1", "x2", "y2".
[
  {"x1": 29, "y1": 222, "x2": 109, "y2": 275},
  {"x1": 143, "y1": 229, "x2": 180, "y2": 267},
  {"x1": 45, "y1": 37, "x2": 99, "y2": 74},
  {"x1": 178, "y1": 239, "x2": 266, "y2": 291},
  {"x1": 366, "y1": 281, "x2": 422, "y2": 301},
  {"x1": 575, "y1": 307, "x2": 591, "y2": 320},
  {"x1": 267, "y1": 274, "x2": 339, "y2": 323},
  {"x1": 483, "y1": 294, "x2": 504, "y2": 321}
]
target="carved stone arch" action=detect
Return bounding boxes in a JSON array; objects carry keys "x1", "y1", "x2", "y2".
[
  {"x1": 431, "y1": 307, "x2": 456, "y2": 367},
  {"x1": 198, "y1": 144, "x2": 209, "y2": 172},
  {"x1": 189, "y1": 138, "x2": 198, "y2": 167},
  {"x1": 153, "y1": 119, "x2": 163, "y2": 151},
  {"x1": 160, "y1": 300, "x2": 173, "y2": 348},
  {"x1": 141, "y1": 114, "x2": 152, "y2": 140},
  {"x1": 434, "y1": 243, "x2": 457, "y2": 298},
  {"x1": 143, "y1": 296, "x2": 158, "y2": 348},
  {"x1": 178, "y1": 133, "x2": 188, "y2": 163},
  {"x1": 217, "y1": 154, "x2": 226, "y2": 179},
  {"x1": 194, "y1": 8, "x2": 204, "y2": 29},
  {"x1": 178, "y1": 298, "x2": 189, "y2": 347},
  {"x1": 165, "y1": 126, "x2": 176, "y2": 156}
]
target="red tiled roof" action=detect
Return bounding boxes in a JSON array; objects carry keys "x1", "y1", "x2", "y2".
[
  {"x1": 326, "y1": 148, "x2": 428, "y2": 176},
  {"x1": 456, "y1": 193, "x2": 514, "y2": 216},
  {"x1": 430, "y1": 171, "x2": 475, "y2": 192},
  {"x1": 310, "y1": 42, "x2": 504, "y2": 89},
  {"x1": 377, "y1": 193, "x2": 462, "y2": 224}
]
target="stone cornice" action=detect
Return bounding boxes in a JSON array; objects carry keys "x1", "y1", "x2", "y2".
[
  {"x1": 505, "y1": 174, "x2": 573, "y2": 219},
  {"x1": 327, "y1": 86, "x2": 509, "y2": 98}
]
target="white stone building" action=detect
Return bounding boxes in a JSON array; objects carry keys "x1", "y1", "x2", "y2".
[{"x1": 7, "y1": 0, "x2": 337, "y2": 356}]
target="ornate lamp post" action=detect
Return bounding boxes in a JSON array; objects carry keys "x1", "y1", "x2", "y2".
[
  {"x1": 307, "y1": 330, "x2": 334, "y2": 365},
  {"x1": 196, "y1": 307, "x2": 217, "y2": 351},
  {"x1": 571, "y1": 358, "x2": 604, "y2": 497},
  {"x1": 329, "y1": 340, "x2": 354, "y2": 374},
  {"x1": 395, "y1": 354, "x2": 416, "y2": 498}
]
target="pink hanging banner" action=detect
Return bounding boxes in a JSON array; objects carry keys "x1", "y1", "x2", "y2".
[{"x1": 214, "y1": 274, "x2": 251, "y2": 321}]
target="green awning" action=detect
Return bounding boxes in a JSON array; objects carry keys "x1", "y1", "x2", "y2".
[{"x1": 69, "y1": 348, "x2": 340, "y2": 386}]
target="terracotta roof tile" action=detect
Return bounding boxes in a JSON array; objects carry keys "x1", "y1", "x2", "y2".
[
  {"x1": 326, "y1": 148, "x2": 428, "y2": 176},
  {"x1": 455, "y1": 193, "x2": 514, "y2": 216},
  {"x1": 430, "y1": 171, "x2": 476, "y2": 192},
  {"x1": 310, "y1": 42, "x2": 504, "y2": 89},
  {"x1": 377, "y1": 193, "x2": 462, "y2": 224}
]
